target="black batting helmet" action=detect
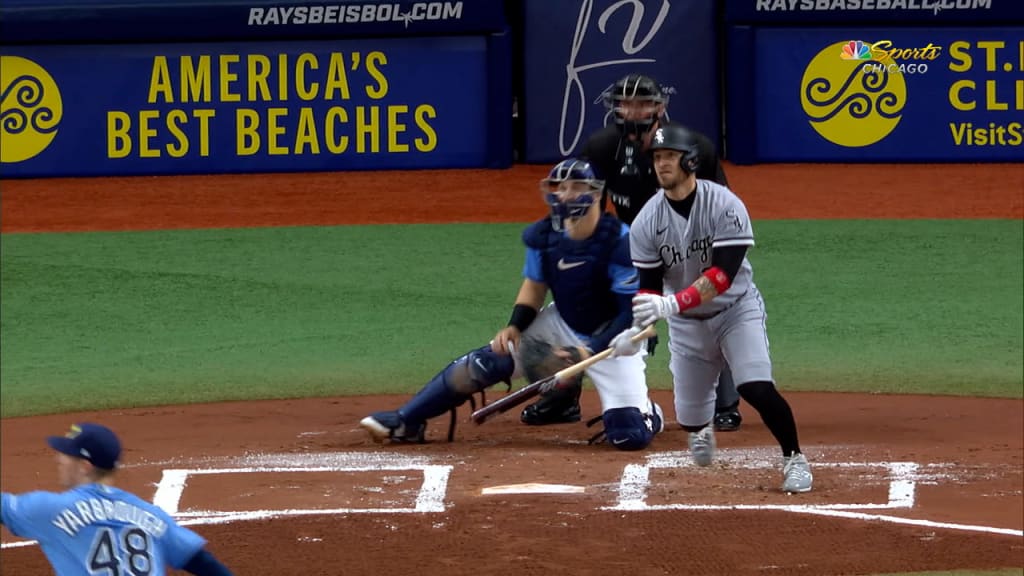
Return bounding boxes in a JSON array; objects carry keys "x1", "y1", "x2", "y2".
[{"x1": 648, "y1": 123, "x2": 700, "y2": 174}]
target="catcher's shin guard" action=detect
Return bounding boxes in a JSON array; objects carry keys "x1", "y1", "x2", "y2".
[{"x1": 397, "y1": 345, "x2": 514, "y2": 440}]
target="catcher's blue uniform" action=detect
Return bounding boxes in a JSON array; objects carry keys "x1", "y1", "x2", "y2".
[
  {"x1": 521, "y1": 212, "x2": 636, "y2": 351},
  {"x1": 515, "y1": 211, "x2": 660, "y2": 449}
]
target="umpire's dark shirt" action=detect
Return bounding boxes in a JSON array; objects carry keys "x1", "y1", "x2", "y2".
[{"x1": 580, "y1": 124, "x2": 728, "y2": 225}]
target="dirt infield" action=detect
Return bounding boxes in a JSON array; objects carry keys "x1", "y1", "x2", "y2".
[
  {"x1": 1, "y1": 162, "x2": 1023, "y2": 575},
  {"x1": 2, "y1": 162, "x2": 1022, "y2": 232}
]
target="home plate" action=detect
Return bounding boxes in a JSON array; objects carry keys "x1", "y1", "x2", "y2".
[{"x1": 481, "y1": 483, "x2": 586, "y2": 495}]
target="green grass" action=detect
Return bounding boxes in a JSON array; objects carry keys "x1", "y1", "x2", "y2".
[
  {"x1": 1, "y1": 220, "x2": 1021, "y2": 417},
  {"x1": 752, "y1": 220, "x2": 1024, "y2": 395}
]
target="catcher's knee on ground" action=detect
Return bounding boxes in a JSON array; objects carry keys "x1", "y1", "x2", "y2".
[
  {"x1": 516, "y1": 336, "x2": 584, "y2": 426},
  {"x1": 600, "y1": 404, "x2": 663, "y2": 451}
]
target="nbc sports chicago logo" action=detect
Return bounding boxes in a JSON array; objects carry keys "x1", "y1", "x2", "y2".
[
  {"x1": 841, "y1": 40, "x2": 935, "y2": 75},
  {"x1": 0, "y1": 55, "x2": 63, "y2": 163},
  {"x1": 800, "y1": 40, "x2": 940, "y2": 147}
]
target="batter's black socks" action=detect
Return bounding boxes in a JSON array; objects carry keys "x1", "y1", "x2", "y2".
[{"x1": 737, "y1": 381, "x2": 802, "y2": 457}]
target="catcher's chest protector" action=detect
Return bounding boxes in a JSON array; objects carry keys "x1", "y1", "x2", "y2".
[{"x1": 528, "y1": 215, "x2": 621, "y2": 335}]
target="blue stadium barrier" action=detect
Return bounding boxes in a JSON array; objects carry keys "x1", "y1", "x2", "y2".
[
  {"x1": 723, "y1": 0, "x2": 1024, "y2": 163},
  {"x1": 519, "y1": 0, "x2": 722, "y2": 165},
  {"x1": 0, "y1": 0, "x2": 513, "y2": 177}
]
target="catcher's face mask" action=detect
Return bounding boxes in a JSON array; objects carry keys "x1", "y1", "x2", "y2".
[{"x1": 540, "y1": 159, "x2": 603, "y2": 231}]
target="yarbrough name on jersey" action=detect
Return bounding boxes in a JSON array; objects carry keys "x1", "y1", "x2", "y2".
[{"x1": 248, "y1": 2, "x2": 464, "y2": 26}]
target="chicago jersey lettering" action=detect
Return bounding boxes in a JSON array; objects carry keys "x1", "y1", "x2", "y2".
[{"x1": 630, "y1": 180, "x2": 755, "y2": 316}]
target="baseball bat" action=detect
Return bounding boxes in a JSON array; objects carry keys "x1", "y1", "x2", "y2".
[{"x1": 470, "y1": 324, "x2": 657, "y2": 425}]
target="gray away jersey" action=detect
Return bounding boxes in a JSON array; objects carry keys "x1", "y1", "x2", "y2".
[{"x1": 630, "y1": 179, "x2": 755, "y2": 317}]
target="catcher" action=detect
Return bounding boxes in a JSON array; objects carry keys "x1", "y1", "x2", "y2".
[{"x1": 360, "y1": 158, "x2": 663, "y2": 450}]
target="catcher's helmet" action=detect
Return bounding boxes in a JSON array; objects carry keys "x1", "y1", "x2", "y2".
[
  {"x1": 540, "y1": 158, "x2": 604, "y2": 230},
  {"x1": 602, "y1": 74, "x2": 668, "y2": 136},
  {"x1": 648, "y1": 123, "x2": 700, "y2": 174}
]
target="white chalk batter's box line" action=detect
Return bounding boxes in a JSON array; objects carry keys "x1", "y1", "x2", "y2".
[
  {"x1": 151, "y1": 452, "x2": 1023, "y2": 538},
  {"x1": 154, "y1": 465, "x2": 454, "y2": 520},
  {"x1": 156, "y1": 459, "x2": 909, "y2": 519},
  {"x1": 1, "y1": 452, "x2": 1019, "y2": 550},
  {"x1": 608, "y1": 457, "x2": 918, "y2": 511},
  {"x1": 606, "y1": 452, "x2": 1021, "y2": 537}
]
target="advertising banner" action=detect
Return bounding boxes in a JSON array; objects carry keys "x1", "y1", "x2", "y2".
[
  {"x1": 725, "y1": 0, "x2": 1024, "y2": 25},
  {"x1": 521, "y1": 0, "x2": 720, "y2": 164},
  {"x1": 1, "y1": 36, "x2": 502, "y2": 177},
  {"x1": 728, "y1": 28, "x2": 1024, "y2": 162},
  {"x1": 1, "y1": 0, "x2": 506, "y2": 44}
]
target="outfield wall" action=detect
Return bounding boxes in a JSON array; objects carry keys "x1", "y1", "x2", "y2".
[
  {"x1": 0, "y1": 0, "x2": 513, "y2": 177},
  {"x1": 724, "y1": 0, "x2": 1024, "y2": 163},
  {"x1": 3, "y1": 0, "x2": 1023, "y2": 177}
]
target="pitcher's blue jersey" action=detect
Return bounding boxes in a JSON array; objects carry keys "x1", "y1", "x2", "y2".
[
  {"x1": 522, "y1": 214, "x2": 637, "y2": 341},
  {"x1": 2, "y1": 484, "x2": 205, "y2": 575}
]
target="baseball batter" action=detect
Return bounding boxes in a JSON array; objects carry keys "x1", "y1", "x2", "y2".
[
  {"x1": 360, "y1": 158, "x2": 663, "y2": 450},
  {"x1": 1, "y1": 423, "x2": 234, "y2": 575},
  {"x1": 628, "y1": 124, "x2": 813, "y2": 493}
]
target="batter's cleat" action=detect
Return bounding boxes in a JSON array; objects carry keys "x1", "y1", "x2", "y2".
[
  {"x1": 782, "y1": 453, "x2": 813, "y2": 493},
  {"x1": 520, "y1": 398, "x2": 581, "y2": 426},
  {"x1": 688, "y1": 424, "x2": 716, "y2": 467},
  {"x1": 713, "y1": 408, "x2": 743, "y2": 432},
  {"x1": 359, "y1": 411, "x2": 426, "y2": 444}
]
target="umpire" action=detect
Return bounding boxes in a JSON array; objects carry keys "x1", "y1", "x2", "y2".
[{"x1": 520, "y1": 73, "x2": 743, "y2": 433}]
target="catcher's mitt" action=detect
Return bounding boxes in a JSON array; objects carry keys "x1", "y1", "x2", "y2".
[{"x1": 518, "y1": 336, "x2": 584, "y2": 390}]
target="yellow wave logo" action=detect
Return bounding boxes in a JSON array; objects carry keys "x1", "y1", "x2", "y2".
[
  {"x1": 800, "y1": 41, "x2": 907, "y2": 147},
  {"x1": 0, "y1": 56, "x2": 63, "y2": 163}
]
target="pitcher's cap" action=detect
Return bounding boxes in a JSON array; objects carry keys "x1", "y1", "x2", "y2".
[{"x1": 47, "y1": 422, "x2": 121, "y2": 470}]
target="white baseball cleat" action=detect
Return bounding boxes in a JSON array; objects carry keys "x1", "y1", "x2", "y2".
[
  {"x1": 782, "y1": 453, "x2": 813, "y2": 493},
  {"x1": 360, "y1": 411, "x2": 426, "y2": 443},
  {"x1": 359, "y1": 416, "x2": 391, "y2": 443},
  {"x1": 688, "y1": 424, "x2": 716, "y2": 467}
]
